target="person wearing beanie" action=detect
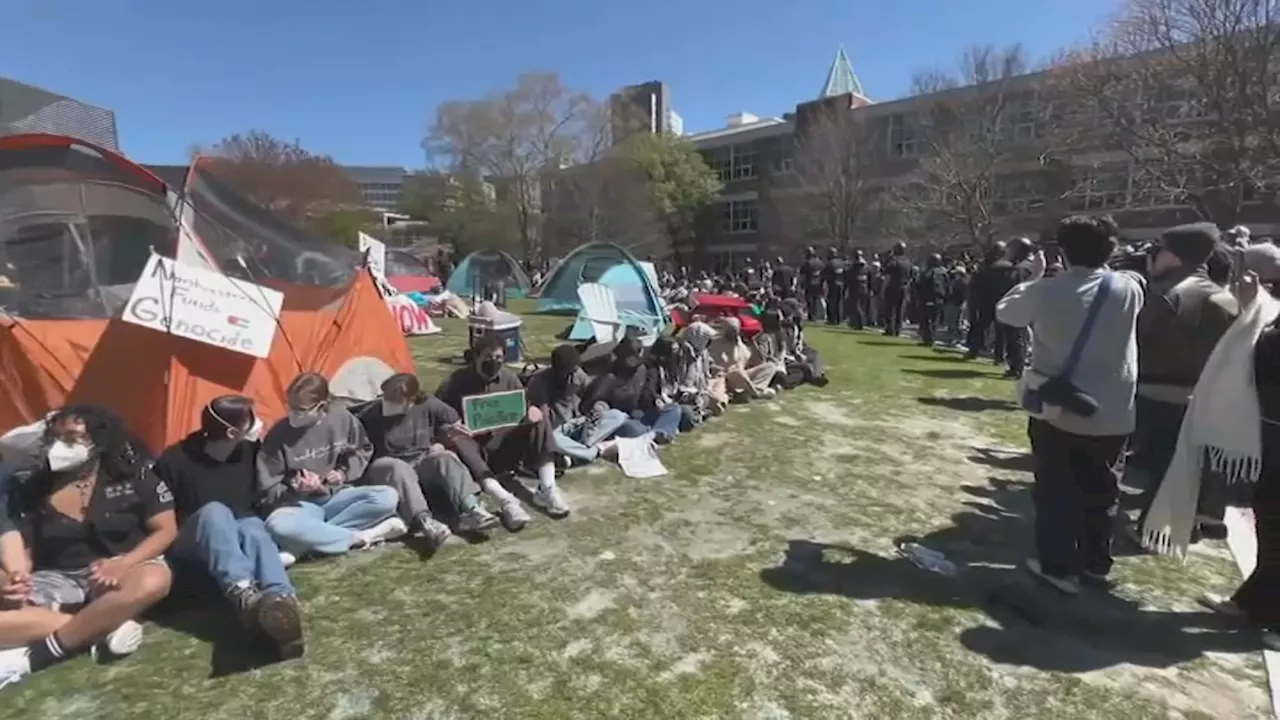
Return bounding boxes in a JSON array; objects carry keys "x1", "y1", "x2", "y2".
[{"x1": 1127, "y1": 222, "x2": 1240, "y2": 545}]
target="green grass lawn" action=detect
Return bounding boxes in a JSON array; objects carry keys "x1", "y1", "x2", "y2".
[{"x1": 6, "y1": 312, "x2": 1273, "y2": 719}]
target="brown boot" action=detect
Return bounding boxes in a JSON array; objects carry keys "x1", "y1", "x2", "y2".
[{"x1": 256, "y1": 592, "x2": 305, "y2": 660}]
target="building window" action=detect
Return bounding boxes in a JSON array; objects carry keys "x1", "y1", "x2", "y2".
[
  {"x1": 730, "y1": 145, "x2": 757, "y2": 180},
  {"x1": 888, "y1": 113, "x2": 919, "y2": 158},
  {"x1": 703, "y1": 149, "x2": 731, "y2": 183},
  {"x1": 1070, "y1": 168, "x2": 1130, "y2": 211},
  {"x1": 774, "y1": 146, "x2": 795, "y2": 174},
  {"x1": 719, "y1": 200, "x2": 758, "y2": 234}
]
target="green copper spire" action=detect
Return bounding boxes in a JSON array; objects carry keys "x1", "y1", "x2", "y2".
[{"x1": 820, "y1": 47, "x2": 864, "y2": 98}]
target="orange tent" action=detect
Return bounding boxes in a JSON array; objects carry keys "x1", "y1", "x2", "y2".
[{"x1": 0, "y1": 134, "x2": 413, "y2": 453}]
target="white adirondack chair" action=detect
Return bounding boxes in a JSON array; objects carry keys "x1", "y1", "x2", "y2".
[{"x1": 577, "y1": 282, "x2": 623, "y2": 343}]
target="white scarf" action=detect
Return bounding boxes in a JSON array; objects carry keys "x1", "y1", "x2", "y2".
[{"x1": 1142, "y1": 291, "x2": 1280, "y2": 558}]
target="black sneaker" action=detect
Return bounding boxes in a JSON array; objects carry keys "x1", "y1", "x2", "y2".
[
  {"x1": 256, "y1": 593, "x2": 305, "y2": 660},
  {"x1": 226, "y1": 582, "x2": 263, "y2": 628}
]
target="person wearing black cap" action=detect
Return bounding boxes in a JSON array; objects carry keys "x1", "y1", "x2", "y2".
[
  {"x1": 881, "y1": 242, "x2": 913, "y2": 336},
  {"x1": 798, "y1": 247, "x2": 825, "y2": 320},
  {"x1": 1127, "y1": 222, "x2": 1240, "y2": 542}
]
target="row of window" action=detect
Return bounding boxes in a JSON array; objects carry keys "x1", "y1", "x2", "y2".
[{"x1": 719, "y1": 200, "x2": 758, "y2": 234}]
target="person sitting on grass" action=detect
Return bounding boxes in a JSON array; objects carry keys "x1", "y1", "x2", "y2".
[
  {"x1": 525, "y1": 344, "x2": 626, "y2": 466},
  {"x1": 0, "y1": 405, "x2": 176, "y2": 690},
  {"x1": 644, "y1": 336, "x2": 702, "y2": 431},
  {"x1": 435, "y1": 334, "x2": 568, "y2": 524},
  {"x1": 586, "y1": 336, "x2": 684, "y2": 445},
  {"x1": 356, "y1": 373, "x2": 500, "y2": 551},
  {"x1": 778, "y1": 305, "x2": 830, "y2": 387},
  {"x1": 677, "y1": 321, "x2": 729, "y2": 416},
  {"x1": 258, "y1": 372, "x2": 406, "y2": 558},
  {"x1": 707, "y1": 317, "x2": 779, "y2": 401},
  {"x1": 754, "y1": 309, "x2": 804, "y2": 390},
  {"x1": 152, "y1": 395, "x2": 304, "y2": 660}
]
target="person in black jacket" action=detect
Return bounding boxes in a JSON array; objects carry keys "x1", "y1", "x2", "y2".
[
  {"x1": 844, "y1": 250, "x2": 869, "y2": 329},
  {"x1": 821, "y1": 247, "x2": 848, "y2": 326},
  {"x1": 994, "y1": 237, "x2": 1036, "y2": 377},
  {"x1": 798, "y1": 247, "x2": 825, "y2": 320},
  {"x1": 588, "y1": 337, "x2": 684, "y2": 444},
  {"x1": 965, "y1": 242, "x2": 1008, "y2": 359},
  {"x1": 881, "y1": 242, "x2": 914, "y2": 336},
  {"x1": 771, "y1": 256, "x2": 796, "y2": 299},
  {"x1": 0, "y1": 406, "x2": 176, "y2": 689},
  {"x1": 916, "y1": 254, "x2": 949, "y2": 346}
]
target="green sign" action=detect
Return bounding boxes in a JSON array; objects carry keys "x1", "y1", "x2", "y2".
[{"x1": 462, "y1": 389, "x2": 527, "y2": 433}]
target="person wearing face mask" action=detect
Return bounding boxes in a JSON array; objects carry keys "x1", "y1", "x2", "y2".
[
  {"x1": 0, "y1": 406, "x2": 176, "y2": 689},
  {"x1": 356, "y1": 373, "x2": 500, "y2": 551},
  {"x1": 1127, "y1": 223, "x2": 1240, "y2": 544},
  {"x1": 707, "y1": 317, "x2": 779, "y2": 401},
  {"x1": 151, "y1": 395, "x2": 303, "y2": 660},
  {"x1": 590, "y1": 336, "x2": 684, "y2": 444},
  {"x1": 257, "y1": 373, "x2": 405, "y2": 558},
  {"x1": 435, "y1": 334, "x2": 567, "y2": 522},
  {"x1": 525, "y1": 345, "x2": 628, "y2": 465}
]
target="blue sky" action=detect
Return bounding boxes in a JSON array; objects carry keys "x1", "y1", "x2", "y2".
[{"x1": 2, "y1": 0, "x2": 1118, "y2": 168}]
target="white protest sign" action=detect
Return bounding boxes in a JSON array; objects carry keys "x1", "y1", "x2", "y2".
[
  {"x1": 123, "y1": 254, "x2": 284, "y2": 359},
  {"x1": 385, "y1": 294, "x2": 441, "y2": 336},
  {"x1": 359, "y1": 232, "x2": 387, "y2": 279}
]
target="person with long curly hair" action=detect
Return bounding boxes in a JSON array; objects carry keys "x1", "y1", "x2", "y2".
[{"x1": 0, "y1": 405, "x2": 176, "y2": 689}]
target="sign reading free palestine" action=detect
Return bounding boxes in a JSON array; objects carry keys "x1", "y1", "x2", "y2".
[{"x1": 122, "y1": 254, "x2": 284, "y2": 359}]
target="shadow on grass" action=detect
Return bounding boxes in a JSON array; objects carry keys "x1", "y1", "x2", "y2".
[
  {"x1": 857, "y1": 339, "x2": 912, "y2": 347},
  {"x1": 918, "y1": 396, "x2": 1020, "y2": 413},
  {"x1": 901, "y1": 368, "x2": 994, "y2": 380},
  {"x1": 759, "y1": 477, "x2": 1259, "y2": 673},
  {"x1": 968, "y1": 446, "x2": 1034, "y2": 472},
  {"x1": 901, "y1": 353, "x2": 973, "y2": 364},
  {"x1": 150, "y1": 593, "x2": 288, "y2": 679}
]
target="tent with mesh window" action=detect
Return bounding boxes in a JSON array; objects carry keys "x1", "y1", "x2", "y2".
[
  {"x1": 0, "y1": 134, "x2": 413, "y2": 453},
  {"x1": 534, "y1": 241, "x2": 668, "y2": 338},
  {"x1": 445, "y1": 249, "x2": 530, "y2": 300}
]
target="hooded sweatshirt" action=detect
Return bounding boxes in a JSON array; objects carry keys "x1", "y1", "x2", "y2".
[{"x1": 256, "y1": 408, "x2": 373, "y2": 509}]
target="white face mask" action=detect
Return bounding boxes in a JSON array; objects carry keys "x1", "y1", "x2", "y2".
[
  {"x1": 47, "y1": 440, "x2": 94, "y2": 472},
  {"x1": 243, "y1": 416, "x2": 265, "y2": 442},
  {"x1": 288, "y1": 409, "x2": 321, "y2": 428},
  {"x1": 381, "y1": 400, "x2": 409, "y2": 417}
]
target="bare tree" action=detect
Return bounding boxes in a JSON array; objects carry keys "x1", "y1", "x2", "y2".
[
  {"x1": 892, "y1": 44, "x2": 1056, "y2": 245},
  {"x1": 1053, "y1": 0, "x2": 1280, "y2": 224},
  {"x1": 425, "y1": 73, "x2": 598, "y2": 260},
  {"x1": 539, "y1": 104, "x2": 662, "y2": 256},
  {"x1": 784, "y1": 103, "x2": 881, "y2": 250},
  {"x1": 194, "y1": 130, "x2": 359, "y2": 222}
]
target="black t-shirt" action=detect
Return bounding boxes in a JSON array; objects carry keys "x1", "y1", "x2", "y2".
[
  {"x1": 358, "y1": 398, "x2": 460, "y2": 461},
  {"x1": 152, "y1": 433, "x2": 259, "y2": 525},
  {"x1": 17, "y1": 464, "x2": 174, "y2": 571}
]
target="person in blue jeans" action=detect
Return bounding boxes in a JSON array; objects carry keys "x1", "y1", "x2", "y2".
[
  {"x1": 257, "y1": 373, "x2": 406, "y2": 558},
  {"x1": 587, "y1": 337, "x2": 684, "y2": 445},
  {"x1": 152, "y1": 395, "x2": 304, "y2": 659},
  {"x1": 526, "y1": 344, "x2": 628, "y2": 464}
]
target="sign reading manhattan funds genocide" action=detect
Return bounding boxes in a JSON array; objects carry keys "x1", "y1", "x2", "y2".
[
  {"x1": 462, "y1": 389, "x2": 527, "y2": 433},
  {"x1": 123, "y1": 254, "x2": 285, "y2": 359}
]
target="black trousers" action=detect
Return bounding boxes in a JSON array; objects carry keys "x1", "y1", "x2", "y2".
[
  {"x1": 883, "y1": 288, "x2": 906, "y2": 336},
  {"x1": 1027, "y1": 418, "x2": 1127, "y2": 578},
  {"x1": 804, "y1": 289, "x2": 823, "y2": 320},
  {"x1": 918, "y1": 302, "x2": 939, "y2": 344},
  {"x1": 825, "y1": 288, "x2": 844, "y2": 325},
  {"x1": 966, "y1": 306, "x2": 992, "y2": 355},
  {"x1": 447, "y1": 419, "x2": 555, "y2": 479},
  {"x1": 993, "y1": 322, "x2": 1026, "y2": 373},
  {"x1": 846, "y1": 293, "x2": 866, "y2": 329}
]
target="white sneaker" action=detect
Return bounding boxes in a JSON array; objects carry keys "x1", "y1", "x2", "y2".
[
  {"x1": 279, "y1": 551, "x2": 297, "y2": 569},
  {"x1": 105, "y1": 620, "x2": 144, "y2": 656},
  {"x1": 0, "y1": 647, "x2": 31, "y2": 690},
  {"x1": 499, "y1": 499, "x2": 531, "y2": 532},
  {"x1": 1199, "y1": 592, "x2": 1243, "y2": 616},
  {"x1": 353, "y1": 517, "x2": 408, "y2": 549},
  {"x1": 532, "y1": 485, "x2": 571, "y2": 519},
  {"x1": 1025, "y1": 558, "x2": 1080, "y2": 596}
]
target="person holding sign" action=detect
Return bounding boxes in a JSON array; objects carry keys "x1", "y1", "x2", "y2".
[
  {"x1": 257, "y1": 373, "x2": 406, "y2": 558},
  {"x1": 435, "y1": 334, "x2": 568, "y2": 524},
  {"x1": 357, "y1": 373, "x2": 501, "y2": 551}
]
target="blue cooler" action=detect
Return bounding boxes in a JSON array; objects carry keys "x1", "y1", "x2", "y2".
[{"x1": 468, "y1": 311, "x2": 523, "y2": 364}]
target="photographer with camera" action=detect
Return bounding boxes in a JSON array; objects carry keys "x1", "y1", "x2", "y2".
[{"x1": 995, "y1": 215, "x2": 1146, "y2": 595}]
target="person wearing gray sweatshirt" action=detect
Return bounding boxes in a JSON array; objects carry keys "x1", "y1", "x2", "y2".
[{"x1": 257, "y1": 372, "x2": 406, "y2": 557}]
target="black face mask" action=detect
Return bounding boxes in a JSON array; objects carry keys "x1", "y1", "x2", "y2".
[{"x1": 479, "y1": 357, "x2": 502, "y2": 378}]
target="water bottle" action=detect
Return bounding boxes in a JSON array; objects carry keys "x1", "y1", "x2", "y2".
[{"x1": 896, "y1": 541, "x2": 960, "y2": 577}]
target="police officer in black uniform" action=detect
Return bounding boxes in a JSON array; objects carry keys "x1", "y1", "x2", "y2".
[
  {"x1": 996, "y1": 237, "x2": 1037, "y2": 378},
  {"x1": 771, "y1": 255, "x2": 796, "y2": 299},
  {"x1": 798, "y1": 247, "x2": 824, "y2": 320},
  {"x1": 821, "y1": 247, "x2": 848, "y2": 326},
  {"x1": 845, "y1": 249, "x2": 869, "y2": 330},
  {"x1": 881, "y1": 242, "x2": 913, "y2": 336},
  {"x1": 964, "y1": 241, "x2": 1007, "y2": 360},
  {"x1": 916, "y1": 254, "x2": 949, "y2": 346}
]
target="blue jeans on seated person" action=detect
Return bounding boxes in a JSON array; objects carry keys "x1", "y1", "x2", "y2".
[
  {"x1": 173, "y1": 502, "x2": 294, "y2": 596},
  {"x1": 617, "y1": 404, "x2": 683, "y2": 442},
  {"x1": 264, "y1": 486, "x2": 398, "y2": 557},
  {"x1": 553, "y1": 409, "x2": 629, "y2": 463}
]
